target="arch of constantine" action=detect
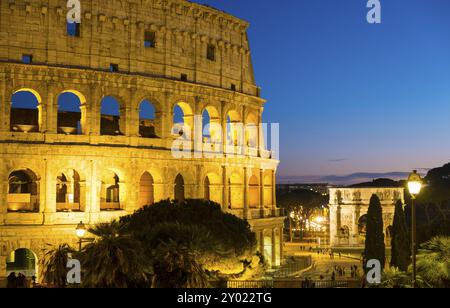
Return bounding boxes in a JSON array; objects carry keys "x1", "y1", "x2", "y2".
[
  {"x1": 0, "y1": 0, "x2": 284, "y2": 281},
  {"x1": 328, "y1": 187, "x2": 405, "y2": 247}
]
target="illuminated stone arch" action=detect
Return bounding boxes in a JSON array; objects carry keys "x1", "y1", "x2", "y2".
[
  {"x1": 6, "y1": 248, "x2": 39, "y2": 281},
  {"x1": 100, "y1": 169, "x2": 122, "y2": 211},
  {"x1": 138, "y1": 172, "x2": 155, "y2": 207},
  {"x1": 228, "y1": 172, "x2": 244, "y2": 209},
  {"x1": 10, "y1": 88, "x2": 42, "y2": 133},
  {"x1": 225, "y1": 109, "x2": 243, "y2": 146},
  {"x1": 263, "y1": 170, "x2": 273, "y2": 207},
  {"x1": 201, "y1": 105, "x2": 221, "y2": 144},
  {"x1": 100, "y1": 95, "x2": 126, "y2": 136},
  {"x1": 138, "y1": 95, "x2": 163, "y2": 138},
  {"x1": 172, "y1": 101, "x2": 194, "y2": 139},
  {"x1": 245, "y1": 112, "x2": 259, "y2": 148},
  {"x1": 55, "y1": 168, "x2": 83, "y2": 212},
  {"x1": 7, "y1": 168, "x2": 40, "y2": 213},
  {"x1": 174, "y1": 173, "x2": 185, "y2": 202},
  {"x1": 203, "y1": 172, "x2": 221, "y2": 204},
  {"x1": 248, "y1": 174, "x2": 260, "y2": 208},
  {"x1": 57, "y1": 90, "x2": 87, "y2": 135}
]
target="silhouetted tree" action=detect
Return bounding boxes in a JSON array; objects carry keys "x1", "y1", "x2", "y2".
[
  {"x1": 390, "y1": 200, "x2": 410, "y2": 271},
  {"x1": 364, "y1": 194, "x2": 385, "y2": 270}
]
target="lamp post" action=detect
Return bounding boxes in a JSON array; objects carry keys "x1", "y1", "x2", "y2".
[
  {"x1": 407, "y1": 170, "x2": 422, "y2": 288},
  {"x1": 75, "y1": 221, "x2": 94, "y2": 252}
]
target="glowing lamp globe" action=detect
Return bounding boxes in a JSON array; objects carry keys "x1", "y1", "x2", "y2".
[
  {"x1": 407, "y1": 170, "x2": 422, "y2": 196},
  {"x1": 75, "y1": 221, "x2": 87, "y2": 238}
]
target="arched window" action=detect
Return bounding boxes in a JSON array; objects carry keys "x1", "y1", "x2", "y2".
[
  {"x1": 100, "y1": 96, "x2": 122, "y2": 135},
  {"x1": 58, "y1": 92, "x2": 84, "y2": 135},
  {"x1": 202, "y1": 106, "x2": 221, "y2": 144},
  {"x1": 138, "y1": 172, "x2": 154, "y2": 207},
  {"x1": 228, "y1": 173, "x2": 243, "y2": 210},
  {"x1": 7, "y1": 170, "x2": 39, "y2": 212},
  {"x1": 204, "y1": 176, "x2": 210, "y2": 201},
  {"x1": 56, "y1": 169, "x2": 82, "y2": 212},
  {"x1": 139, "y1": 100, "x2": 157, "y2": 138},
  {"x1": 6, "y1": 248, "x2": 38, "y2": 280},
  {"x1": 101, "y1": 171, "x2": 121, "y2": 211},
  {"x1": 358, "y1": 215, "x2": 368, "y2": 235},
  {"x1": 174, "y1": 174, "x2": 185, "y2": 202},
  {"x1": 10, "y1": 90, "x2": 41, "y2": 133},
  {"x1": 226, "y1": 110, "x2": 242, "y2": 147},
  {"x1": 172, "y1": 102, "x2": 193, "y2": 139},
  {"x1": 248, "y1": 175, "x2": 259, "y2": 208},
  {"x1": 245, "y1": 112, "x2": 258, "y2": 148}
]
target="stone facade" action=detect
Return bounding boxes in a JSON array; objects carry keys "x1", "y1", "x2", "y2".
[
  {"x1": 0, "y1": 0, "x2": 284, "y2": 281},
  {"x1": 329, "y1": 187, "x2": 404, "y2": 247}
]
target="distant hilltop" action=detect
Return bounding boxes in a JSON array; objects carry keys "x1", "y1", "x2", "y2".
[{"x1": 278, "y1": 171, "x2": 428, "y2": 186}]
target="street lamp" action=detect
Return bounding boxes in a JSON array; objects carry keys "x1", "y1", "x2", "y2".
[
  {"x1": 407, "y1": 170, "x2": 422, "y2": 288},
  {"x1": 75, "y1": 221, "x2": 94, "y2": 251}
]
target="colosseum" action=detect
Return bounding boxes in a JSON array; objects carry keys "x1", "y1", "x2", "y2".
[{"x1": 0, "y1": 0, "x2": 284, "y2": 282}]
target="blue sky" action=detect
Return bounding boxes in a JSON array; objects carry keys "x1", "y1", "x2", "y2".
[
  {"x1": 12, "y1": 1, "x2": 450, "y2": 179},
  {"x1": 192, "y1": 0, "x2": 450, "y2": 177}
]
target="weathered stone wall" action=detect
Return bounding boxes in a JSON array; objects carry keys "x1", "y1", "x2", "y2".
[
  {"x1": 0, "y1": 1, "x2": 284, "y2": 280},
  {"x1": 329, "y1": 187, "x2": 404, "y2": 247},
  {"x1": 0, "y1": 0, "x2": 258, "y2": 96}
]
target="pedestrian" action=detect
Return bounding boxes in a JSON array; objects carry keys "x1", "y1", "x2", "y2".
[
  {"x1": 7, "y1": 272, "x2": 17, "y2": 289},
  {"x1": 331, "y1": 271, "x2": 336, "y2": 281},
  {"x1": 16, "y1": 273, "x2": 27, "y2": 288}
]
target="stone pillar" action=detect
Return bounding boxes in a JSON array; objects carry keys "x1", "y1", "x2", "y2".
[
  {"x1": 222, "y1": 166, "x2": 228, "y2": 210},
  {"x1": 45, "y1": 88, "x2": 57, "y2": 134},
  {"x1": 0, "y1": 180, "x2": 7, "y2": 222},
  {"x1": 272, "y1": 228, "x2": 280, "y2": 267},
  {"x1": 80, "y1": 104, "x2": 90, "y2": 135},
  {"x1": 44, "y1": 163, "x2": 56, "y2": 220},
  {"x1": 90, "y1": 87, "x2": 101, "y2": 137},
  {"x1": 89, "y1": 162, "x2": 100, "y2": 222},
  {"x1": 243, "y1": 167, "x2": 249, "y2": 219},
  {"x1": 79, "y1": 181, "x2": 87, "y2": 212},
  {"x1": 126, "y1": 106, "x2": 140, "y2": 137},
  {"x1": 272, "y1": 169, "x2": 277, "y2": 212},
  {"x1": 0, "y1": 82, "x2": 7, "y2": 132},
  {"x1": 259, "y1": 169, "x2": 265, "y2": 215}
]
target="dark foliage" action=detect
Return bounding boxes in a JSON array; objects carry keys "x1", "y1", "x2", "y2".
[{"x1": 364, "y1": 194, "x2": 386, "y2": 270}]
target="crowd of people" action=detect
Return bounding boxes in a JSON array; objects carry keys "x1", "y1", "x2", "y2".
[{"x1": 6, "y1": 272, "x2": 32, "y2": 288}]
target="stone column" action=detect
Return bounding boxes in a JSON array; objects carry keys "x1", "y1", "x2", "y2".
[
  {"x1": 80, "y1": 103, "x2": 91, "y2": 135},
  {"x1": 259, "y1": 169, "x2": 265, "y2": 216},
  {"x1": 222, "y1": 166, "x2": 228, "y2": 210},
  {"x1": 45, "y1": 88, "x2": 57, "y2": 134},
  {"x1": 272, "y1": 169, "x2": 277, "y2": 212},
  {"x1": 79, "y1": 181, "x2": 87, "y2": 212},
  {"x1": 44, "y1": 164, "x2": 56, "y2": 220},
  {"x1": 89, "y1": 86, "x2": 101, "y2": 137},
  {"x1": 272, "y1": 228, "x2": 278, "y2": 267},
  {"x1": 243, "y1": 167, "x2": 249, "y2": 219},
  {"x1": 0, "y1": 180, "x2": 7, "y2": 223},
  {"x1": 0, "y1": 81, "x2": 7, "y2": 132}
]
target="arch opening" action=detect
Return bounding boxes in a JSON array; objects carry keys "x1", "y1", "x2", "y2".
[
  {"x1": 100, "y1": 96, "x2": 123, "y2": 136},
  {"x1": 172, "y1": 102, "x2": 193, "y2": 139},
  {"x1": 248, "y1": 175, "x2": 260, "y2": 208},
  {"x1": 57, "y1": 91, "x2": 85, "y2": 135},
  {"x1": 10, "y1": 89, "x2": 41, "y2": 133},
  {"x1": 6, "y1": 248, "x2": 38, "y2": 285},
  {"x1": 139, "y1": 100, "x2": 158, "y2": 138},
  {"x1": 7, "y1": 170, "x2": 39, "y2": 212},
  {"x1": 202, "y1": 106, "x2": 221, "y2": 144},
  {"x1": 174, "y1": 174, "x2": 185, "y2": 202},
  {"x1": 100, "y1": 170, "x2": 121, "y2": 211},
  {"x1": 226, "y1": 110, "x2": 242, "y2": 147},
  {"x1": 138, "y1": 172, "x2": 154, "y2": 207},
  {"x1": 56, "y1": 169, "x2": 82, "y2": 212}
]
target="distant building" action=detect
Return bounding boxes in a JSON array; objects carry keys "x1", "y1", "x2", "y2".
[
  {"x1": 277, "y1": 183, "x2": 332, "y2": 195},
  {"x1": 328, "y1": 187, "x2": 404, "y2": 247}
]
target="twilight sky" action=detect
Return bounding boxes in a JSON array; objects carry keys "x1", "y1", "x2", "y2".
[{"x1": 193, "y1": 0, "x2": 450, "y2": 177}]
